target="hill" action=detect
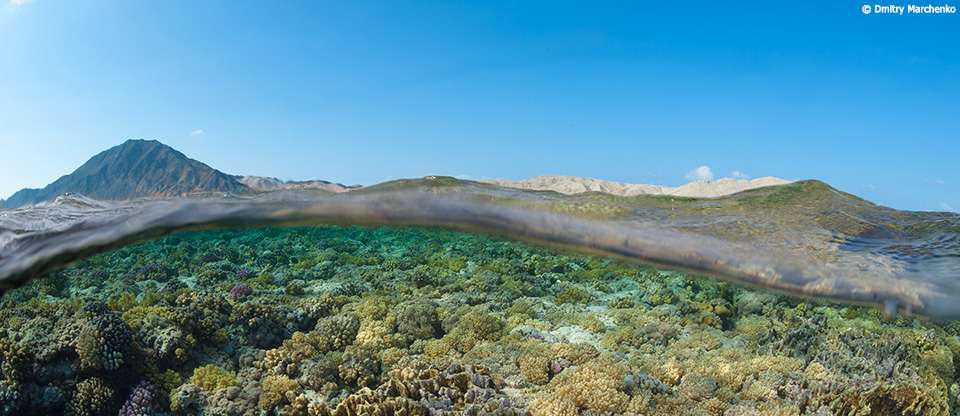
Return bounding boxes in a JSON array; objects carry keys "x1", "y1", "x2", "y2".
[
  {"x1": 0, "y1": 139, "x2": 246, "y2": 209},
  {"x1": 480, "y1": 174, "x2": 792, "y2": 198}
]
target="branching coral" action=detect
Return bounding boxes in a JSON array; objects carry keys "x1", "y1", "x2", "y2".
[
  {"x1": 190, "y1": 364, "x2": 238, "y2": 394},
  {"x1": 68, "y1": 377, "x2": 114, "y2": 416},
  {"x1": 0, "y1": 338, "x2": 32, "y2": 384},
  {"x1": 259, "y1": 374, "x2": 301, "y2": 410},
  {"x1": 7, "y1": 223, "x2": 960, "y2": 416},
  {"x1": 118, "y1": 380, "x2": 163, "y2": 416},
  {"x1": 316, "y1": 314, "x2": 360, "y2": 351},
  {"x1": 75, "y1": 312, "x2": 133, "y2": 371},
  {"x1": 542, "y1": 355, "x2": 630, "y2": 414}
]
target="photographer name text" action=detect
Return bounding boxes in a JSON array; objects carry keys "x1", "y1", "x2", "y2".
[{"x1": 863, "y1": 4, "x2": 956, "y2": 13}]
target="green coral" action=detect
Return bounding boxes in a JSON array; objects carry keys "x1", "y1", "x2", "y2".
[{"x1": 555, "y1": 287, "x2": 591, "y2": 306}]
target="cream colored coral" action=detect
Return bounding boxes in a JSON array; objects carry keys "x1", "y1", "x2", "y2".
[
  {"x1": 651, "y1": 359, "x2": 684, "y2": 386},
  {"x1": 519, "y1": 353, "x2": 550, "y2": 385},
  {"x1": 530, "y1": 394, "x2": 577, "y2": 416},
  {"x1": 803, "y1": 362, "x2": 830, "y2": 381},
  {"x1": 551, "y1": 342, "x2": 600, "y2": 366},
  {"x1": 548, "y1": 356, "x2": 629, "y2": 414},
  {"x1": 354, "y1": 321, "x2": 393, "y2": 349}
]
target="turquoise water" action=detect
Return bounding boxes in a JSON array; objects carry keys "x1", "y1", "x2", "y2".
[{"x1": 0, "y1": 180, "x2": 959, "y2": 415}]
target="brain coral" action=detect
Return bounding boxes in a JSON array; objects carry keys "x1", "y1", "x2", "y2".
[
  {"x1": 206, "y1": 384, "x2": 261, "y2": 416},
  {"x1": 396, "y1": 298, "x2": 441, "y2": 342}
]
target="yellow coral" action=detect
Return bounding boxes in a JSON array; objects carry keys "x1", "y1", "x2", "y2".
[
  {"x1": 189, "y1": 364, "x2": 237, "y2": 393},
  {"x1": 260, "y1": 374, "x2": 301, "y2": 410},
  {"x1": 423, "y1": 339, "x2": 453, "y2": 358},
  {"x1": 378, "y1": 347, "x2": 405, "y2": 367},
  {"x1": 827, "y1": 371, "x2": 948, "y2": 416}
]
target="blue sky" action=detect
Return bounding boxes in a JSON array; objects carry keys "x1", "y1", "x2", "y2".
[{"x1": 0, "y1": 1, "x2": 957, "y2": 212}]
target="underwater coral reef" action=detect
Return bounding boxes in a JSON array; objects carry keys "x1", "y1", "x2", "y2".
[{"x1": 0, "y1": 226, "x2": 957, "y2": 415}]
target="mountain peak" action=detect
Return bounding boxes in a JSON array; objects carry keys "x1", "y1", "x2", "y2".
[{"x1": 0, "y1": 139, "x2": 246, "y2": 209}]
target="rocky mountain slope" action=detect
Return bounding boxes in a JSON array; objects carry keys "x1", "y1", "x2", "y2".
[{"x1": 0, "y1": 139, "x2": 247, "y2": 209}]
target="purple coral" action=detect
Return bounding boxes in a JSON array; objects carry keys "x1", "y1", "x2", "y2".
[
  {"x1": 235, "y1": 269, "x2": 252, "y2": 279},
  {"x1": 525, "y1": 333, "x2": 554, "y2": 344},
  {"x1": 197, "y1": 254, "x2": 221, "y2": 266},
  {"x1": 549, "y1": 359, "x2": 567, "y2": 375},
  {"x1": 118, "y1": 380, "x2": 161, "y2": 416},
  {"x1": 118, "y1": 274, "x2": 136, "y2": 281},
  {"x1": 228, "y1": 284, "x2": 252, "y2": 300},
  {"x1": 137, "y1": 264, "x2": 159, "y2": 275}
]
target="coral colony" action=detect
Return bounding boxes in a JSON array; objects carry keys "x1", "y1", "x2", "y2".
[{"x1": 0, "y1": 225, "x2": 956, "y2": 415}]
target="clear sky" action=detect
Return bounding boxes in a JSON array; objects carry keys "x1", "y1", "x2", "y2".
[{"x1": 0, "y1": 1, "x2": 957, "y2": 212}]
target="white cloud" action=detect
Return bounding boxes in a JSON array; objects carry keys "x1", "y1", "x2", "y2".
[
  {"x1": 10, "y1": 0, "x2": 35, "y2": 5},
  {"x1": 732, "y1": 171, "x2": 750, "y2": 179},
  {"x1": 861, "y1": 184, "x2": 875, "y2": 190},
  {"x1": 455, "y1": 174, "x2": 473, "y2": 180},
  {"x1": 685, "y1": 165, "x2": 714, "y2": 182},
  {"x1": 939, "y1": 202, "x2": 956, "y2": 212},
  {"x1": 190, "y1": 129, "x2": 204, "y2": 136},
  {"x1": 936, "y1": 179, "x2": 946, "y2": 185}
]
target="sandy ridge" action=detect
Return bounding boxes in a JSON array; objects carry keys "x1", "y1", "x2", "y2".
[{"x1": 480, "y1": 175, "x2": 792, "y2": 198}]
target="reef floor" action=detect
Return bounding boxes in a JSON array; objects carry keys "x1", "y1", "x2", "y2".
[{"x1": 0, "y1": 225, "x2": 958, "y2": 416}]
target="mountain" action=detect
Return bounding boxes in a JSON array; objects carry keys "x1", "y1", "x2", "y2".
[
  {"x1": 480, "y1": 175, "x2": 792, "y2": 198},
  {"x1": 237, "y1": 176, "x2": 363, "y2": 193},
  {"x1": 0, "y1": 139, "x2": 793, "y2": 210},
  {"x1": 0, "y1": 139, "x2": 247, "y2": 209}
]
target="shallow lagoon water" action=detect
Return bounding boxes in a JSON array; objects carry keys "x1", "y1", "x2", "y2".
[{"x1": 1, "y1": 178, "x2": 959, "y2": 415}]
